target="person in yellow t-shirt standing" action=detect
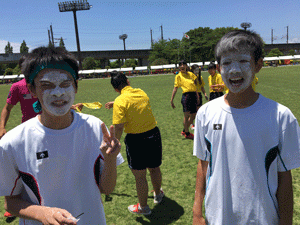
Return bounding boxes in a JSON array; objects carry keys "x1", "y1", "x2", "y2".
[
  {"x1": 105, "y1": 71, "x2": 164, "y2": 216},
  {"x1": 208, "y1": 62, "x2": 225, "y2": 101},
  {"x1": 170, "y1": 60, "x2": 199, "y2": 140}
]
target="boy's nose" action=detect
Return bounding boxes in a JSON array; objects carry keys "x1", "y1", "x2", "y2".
[
  {"x1": 230, "y1": 62, "x2": 241, "y2": 73},
  {"x1": 51, "y1": 87, "x2": 65, "y2": 97}
]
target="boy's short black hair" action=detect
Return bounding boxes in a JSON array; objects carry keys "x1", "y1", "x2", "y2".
[
  {"x1": 110, "y1": 71, "x2": 128, "y2": 90},
  {"x1": 178, "y1": 60, "x2": 187, "y2": 66},
  {"x1": 208, "y1": 62, "x2": 217, "y2": 70},
  {"x1": 215, "y1": 30, "x2": 263, "y2": 64},
  {"x1": 22, "y1": 46, "x2": 79, "y2": 88}
]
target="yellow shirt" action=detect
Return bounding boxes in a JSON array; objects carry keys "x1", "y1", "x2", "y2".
[
  {"x1": 195, "y1": 76, "x2": 205, "y2": 92},
  {"x1": 174, "y1": 71, "x2": 197, "y2": 93},
  {"x1": 208, "y1": 72, "x2": 224, "y2": 93},
  {"x1": 252, "y1": 76, "x2": 258, "y2": 91},
  {"x1": 113, "y1": 86, "x2": 157, "y2": 134}
]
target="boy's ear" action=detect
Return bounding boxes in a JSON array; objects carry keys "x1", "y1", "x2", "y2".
[
  {"x1": 254, "y1": 58, "x2": 263, "y2": 73},
  {"x1": 27, "y1": 83, "x2": 37, "y2": 98}
]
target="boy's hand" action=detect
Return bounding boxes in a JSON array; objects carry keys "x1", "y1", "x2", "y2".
[
  {"x1": 100, "y1": 123, "x2": 121, "y2": 161},
  {"x1": 171, "y1": 101, "x2": 176, "y2": 109},
  {"x1": 40, "y1": 207, "x2": 77, "y2": 225},
  {"x1": 105, "y1": 102, "x2": 114, "y2": 109},
  {"x1": 193, "y1": 215, "x2": 206, "y2": 225}
]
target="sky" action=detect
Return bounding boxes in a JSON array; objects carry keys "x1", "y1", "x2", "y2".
[{"x1": 1, "y1": 0, "x2": 299, "y2": 54}]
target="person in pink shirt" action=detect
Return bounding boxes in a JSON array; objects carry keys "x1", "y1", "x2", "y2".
[{"x1": 0, "y1": 78, "x2": 40, "y2": 139}]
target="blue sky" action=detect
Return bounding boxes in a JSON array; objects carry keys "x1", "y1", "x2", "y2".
[{"x1": 1, "y1": 0, "x2": 299, "y2": 53}]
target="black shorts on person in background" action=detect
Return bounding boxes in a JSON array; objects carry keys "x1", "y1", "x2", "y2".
[
  {"x1": 209, "y1": 92, "x2": 223, "y2": 101},
  {"x1": 181, "y1": 92, "x2": 197, "y2": 113},
  {"x1": 124, "y1": 127, "x2": 162, "y2": 170},
  {"x1": 197, "y1": 92, "x2": 203, "y2": 107}
]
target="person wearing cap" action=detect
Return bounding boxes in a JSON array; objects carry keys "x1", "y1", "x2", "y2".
[
  {"x1": 170, "y1": 60, "x2": 199, "y2": 140},
  {"x1": 0, "y1": 46, "x2": 123, "y2": 225}
]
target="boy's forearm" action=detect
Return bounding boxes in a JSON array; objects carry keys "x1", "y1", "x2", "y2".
[
  {"x1": 193, "y1": 160, "x2": 208, "y2": 219},
  {"x1": 170, "y1": 87, "x2": 178, "y2": 101},
  {"x1": 5, "y1": 195, "x2": 46, "y2": 222},
  {"x1": 277, "y1": 170, "x2": 293, "y2": 225},
  {"x1": 100, "y1": 158, "x2": 117, "y2": 195}
]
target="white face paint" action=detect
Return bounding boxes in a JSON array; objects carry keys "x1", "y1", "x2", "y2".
[
  {"x1": 220, "y1": 51, "x2": 255, "y2": 94},
  {"x1": 39, "y1": 70, "x2": 75, "y2": 116},
  {"x1": 194, "y1": 68, "x2": 199, "y2": 75}
]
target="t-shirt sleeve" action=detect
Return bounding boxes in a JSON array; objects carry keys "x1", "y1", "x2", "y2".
[
  {"x1": 193, "y1": 112, "x2": 210, "y2": 161},
  {"x1": 174, "y1": 75, "x2": 180, "y2": 88},
  {"x1": 112, "y1": 99, "x2": 127, "y2": 125},
  {"x1": 278, "y1": 111, "x2": 300, "y2": 172},
  {"x1": 208, "y1": 76, "x2": 212, "y2": 87},
  {"x1": 0, "y1": 145, "x2": 23, "y2": 196},
  {"x1": 6, "y1": 84, "x2": 20, "y2": 105}
]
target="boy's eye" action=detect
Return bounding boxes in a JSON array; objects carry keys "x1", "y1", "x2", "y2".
[
  {"x1": 240, "y1": 59, "x2": 249, "y2": 63},
  {"x1": 222, "y1": 61, "x2": 231, "y2": 65},
  {"x1": 60, "y1": 82, "x2": 72, "y2": 88}
]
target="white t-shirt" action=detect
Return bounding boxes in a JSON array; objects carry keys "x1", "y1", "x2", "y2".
[
  {"x1": 0, "y1": 111, "x2": 124, "y2": 225},
  {"x1": 193, "y1": 95, "x2": 300, "y2": 225}
]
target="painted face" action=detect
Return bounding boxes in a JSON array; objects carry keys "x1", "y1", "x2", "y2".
[
  {"x1": 36, "y1": 70, "x2": 76, "y2": 116},
  {"x1": 220, "y1": 51, "x2": 255, "y2": 94},
  {"x1": 194, "y1": 68, "x2": 199, "y2": 75}
]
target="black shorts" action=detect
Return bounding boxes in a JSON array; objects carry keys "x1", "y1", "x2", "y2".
[
  {"x1": 181, "y1": 92, "x2": 197, "y2": 113},
  {"x1": 209, "y1": 92, "x2": 223, "y2": 101},
  {"x1": 197, "y1": 92, "x2": 203, "y2": 107},
  {"x1": 124, "y1": 127, "x2": 162, "y2": 170}
]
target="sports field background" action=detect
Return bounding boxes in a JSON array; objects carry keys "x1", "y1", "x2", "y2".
[{"x1": 0, "y1": 65, "x2": 300, "y2": 224}]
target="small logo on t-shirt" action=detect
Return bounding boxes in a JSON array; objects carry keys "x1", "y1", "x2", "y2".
[
  {"x1": 7, "y1": 91, "x2": 11, "y2": 99},
  {"x1": 36, "y1": 151, "x2": 48, "y2": 160},
  {"x1": 23, "y1": 94, "x2": 32, "y2": 99},
  {"x1": 213, "y1": 124, "x2": 222, "y2": 130}
]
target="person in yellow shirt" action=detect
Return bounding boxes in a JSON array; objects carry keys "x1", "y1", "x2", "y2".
[
  {"x1": 170, "y1": 60, "x2": 199, "y2": 139},
  {"x1": 208, "y1": 62, "x2": 225, "y2": 100},
  {"x1": 105, "y1": 71, "x2": 164, "y2": 216},
  {"x1": 252, "y1": 75, "x2": 258, "y2": 91},
  {"x1": 191, "y1": 64, "x2": 208, "y2": 110}
]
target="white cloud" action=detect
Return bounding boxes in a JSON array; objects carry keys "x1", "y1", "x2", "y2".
[{"x1": 0, "y1": 40, "x2": 32, "y2": 54}]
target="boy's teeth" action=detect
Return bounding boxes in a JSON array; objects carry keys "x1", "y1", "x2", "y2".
[{"x1": 230, "y1": 77, "x2": 242, "y2": 81}]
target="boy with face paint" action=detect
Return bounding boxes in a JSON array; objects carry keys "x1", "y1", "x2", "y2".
[
  {"x1": 0, "y1": 46, "x2": 124, "y2": 225},
  {"x1": 193, "y1": 30, "x2": 300, "y2": 225}
]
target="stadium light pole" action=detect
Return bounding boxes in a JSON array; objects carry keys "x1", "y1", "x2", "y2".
[
  {"x1": 58, "y1": 0, "x2": 92, "y2": 70},
  {"x1": 240, "y1": 22, "x2": 252, "y2": 31}
]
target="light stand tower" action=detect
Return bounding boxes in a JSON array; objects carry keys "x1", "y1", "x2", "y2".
[
  {"x1": 58, "y1": 0, "x2": 92, "y2": 69},
  {"x1": 240, "y1": 22, "x2": 252, "y2": 31}
]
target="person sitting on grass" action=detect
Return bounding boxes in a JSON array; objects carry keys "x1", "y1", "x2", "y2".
[
  {"x1": 193, "y1": 29, "x2": 300, "y2": 225},
  {"x1": 0, "y1": 46, "x2": 123, "y2": 225}
]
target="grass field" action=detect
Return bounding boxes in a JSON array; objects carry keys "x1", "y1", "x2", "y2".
[{"x1": 0, "y1": 65, "x2": 300, "y2": 224}]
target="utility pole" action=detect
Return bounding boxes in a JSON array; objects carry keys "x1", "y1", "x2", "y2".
[
  {"x1": 160, "y1": 24, "x2": 163, "y2": 40},
  {"x1": 271, "y1": 29, "x2": 273, "y2": 44},
  {"x1": 286, "y1": 26, "x2": 289, "y2": 44},
  {"x1": 48, "y1": 29, "x2": 52, "y2": 46},
  {"x1": 150, "y1": 28, "x2": 153, "y2": 48},
  {"x1": 50, "y1": 25, "x2": 54, "y2": 46},
  {"x1": 58, "y1": 1, "x2": 92, "y2": 70}
]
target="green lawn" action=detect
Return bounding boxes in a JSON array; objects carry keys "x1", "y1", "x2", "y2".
[{"x1": 1, "y1": 65, "x2": 300, "y2": 224}]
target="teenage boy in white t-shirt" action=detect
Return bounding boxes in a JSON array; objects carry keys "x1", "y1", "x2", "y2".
[
  {"x1": 0, "y1": 46, "x2": 123, "y2": 225},
  {"x1": 193, "y1": 30, "x2": 300, "y2": 225}
]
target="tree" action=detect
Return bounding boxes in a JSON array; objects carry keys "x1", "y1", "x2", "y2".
[
  {"x1": 13, "y1": 64, "x2": 22, "y2": 75},
  {"x1": 289, "y1": 49, "x2": 295, "y2": 56},
  {"x1": 82, "y1": 57, "x2": 96, "y2": 70},
  {"x1": 5, "y1": 42, "x2": 13, "y2": 54},
  {"x1": 124, "y1": 58, "x2": 137, "y2": 68},
  {"x1": 267, "y1": 48, "x2": 283, "y2": 57},
  {"x1": 59, "y1": 37, "x2": 66, "y2": 50},
  {"x1": 20, "y1": 40, "x2": 29, "y2": 53},
  {"x1": 151, "y1": 58, "x2": 168, "y2": 66},
  {"x1": 149, "y1": 26, "x2": 238, "y2": 65}
]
